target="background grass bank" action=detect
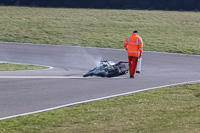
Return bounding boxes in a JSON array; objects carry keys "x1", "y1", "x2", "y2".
[
  {"x1": 1, "y1": 83, "x2": 200, "y2": 133},
  {"x1": 0, "y1": 6, "x2": 200, "y2": 54},
  {"x1": 0, "y1": 63, "x2": 47, "y2": 71}
]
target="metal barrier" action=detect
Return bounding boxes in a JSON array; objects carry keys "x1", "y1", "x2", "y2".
[
  {"x1": 34, "y1": 0, "x2": 48, "y2": 7},
  {"x1": 64, "y1": 0, "x2": 78, "y2": 8},
  {"x1": 182, "y1": 0, "x2": 197, "y2": 10},
  {"x1": 123, "y1": 0, "x2": 137, "y2": 9},
  {"x1": 3, "y1": 0, "x2": 17, "y2": 5},
  {"x1": 168, "y1": 0, "x2": 183, "y2": 10},
  {"x1": 108, "y1": 0, "x2": 123, "y2": 9},
  {"x1": 138, "y1": 0, "x2": 152, "y2": 9},
  {"x1": 18, "y1": 0, "x2": 33, "y2": 6},
  {"x1": 198, "y1": 0, "x2": 200, "y2": 10},
  {"x1": 153, "y1": 0, "x2": 167, "y2": 10},
  {"x1": 92, "y1": 0, "x2": 107, "y2": 8},
  {"x1": 1, "y1": 0, "x2": 200, "y2": 11}
]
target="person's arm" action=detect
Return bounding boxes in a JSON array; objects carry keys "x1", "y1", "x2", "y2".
[
  {"x1": 123, "y1": 37, "x2": 128, "y2": 50},
  {"x1": 138, "y1": 37, "x2": 143, "y2": 57}
]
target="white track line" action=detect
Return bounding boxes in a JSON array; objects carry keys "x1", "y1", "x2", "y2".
[
  {"x1": 1, "y1": 80, "x2": 200, "y2": 121},
  {"x1": 0, "y1": 61, "x2": 54, "y2": 70},
  {"x1": 0, "y1": 76, "x2": 125, "y2": 79},
  {"x1": 0, "y1": 76, "x2": 85, "y2": 79}
]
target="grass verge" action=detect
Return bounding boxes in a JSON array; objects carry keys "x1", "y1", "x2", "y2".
[
  {"x1": 0, "y1": 63, "x2": 47, "y2": 71},
  {"x1": 1, "y1": 83, "x2": 200, "y2": 133},
  {"x1": 0, "y1": 6, "x2": 200, "y2": 54}
]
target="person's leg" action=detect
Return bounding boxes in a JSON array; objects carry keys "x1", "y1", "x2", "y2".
[
  {"x1": 128, "y1": 56, "x2": 134, "y2": 78},
  {"x1": 131, "y1": 57, "x2": 138, "y2": 77}
]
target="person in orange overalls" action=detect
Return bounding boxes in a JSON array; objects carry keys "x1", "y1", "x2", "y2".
[{"x1": 123, "y1": 30, "x2": 143, "y2": 78}]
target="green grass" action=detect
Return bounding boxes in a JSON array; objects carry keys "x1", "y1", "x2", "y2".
[
  {"x1": 0, "y1": 6, "x2": 200, "y2": 54},
  {"x1": 1, "y1": 83, "x2": 200, "y2": 133},
  {"x1": 0, "y1": 63, "x2": 47, "y2": 71}
]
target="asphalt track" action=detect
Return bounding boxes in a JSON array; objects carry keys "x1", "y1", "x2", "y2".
[{"x1": 0, "y1": 42, "x2": 200, "y2": 120}]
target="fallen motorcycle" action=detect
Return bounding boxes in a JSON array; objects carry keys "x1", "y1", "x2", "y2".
[{"x1": 83, "y1": 60, "x2": 129, "y2": 77}]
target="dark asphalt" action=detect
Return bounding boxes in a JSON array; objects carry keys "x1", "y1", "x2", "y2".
[{"x1": 0, "y1": 42, "x2": 200, "y2": 119}]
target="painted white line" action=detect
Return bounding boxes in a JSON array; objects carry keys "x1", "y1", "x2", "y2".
[
  {"x1": 0, "y1": 76, "x2": 125, "y2": 79},
  {"x1": 0, "y1": 76, "x2": 85, "y2": 79},
  {"x1": 1, "y1": 79, "x2": 200, "y2": 121},
  {"x1": 0, "y1": 61, "x2": 54, "y2": 70}
]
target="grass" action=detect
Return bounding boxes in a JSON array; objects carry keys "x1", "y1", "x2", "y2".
[
  {"x1": 1, "y1": 83, "x2": 200, "y2": 133},
  {"x1": 0, "y1": 6, "x2": 200, "y2": 54},
  {"x1": 0, "y1": 63, "x2": 47, "y2": 71}
]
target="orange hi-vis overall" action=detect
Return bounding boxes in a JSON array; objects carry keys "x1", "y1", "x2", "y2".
[{"x1": 123, "y1": 33, "x2": 143, "y2": 76}]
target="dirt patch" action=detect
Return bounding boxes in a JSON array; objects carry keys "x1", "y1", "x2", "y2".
[{"x1": 195, "y1": 94, "x2": 200, "y2": 98}]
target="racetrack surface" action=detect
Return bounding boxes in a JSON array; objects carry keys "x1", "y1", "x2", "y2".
[{"x1": 0, "y1": 42, "x2": 200, "y2": 119}]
